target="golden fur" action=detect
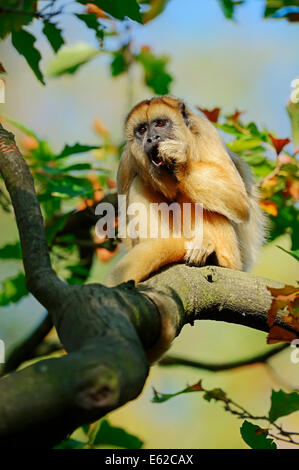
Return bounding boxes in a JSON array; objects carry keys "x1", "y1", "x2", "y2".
[{"x1": 106, "y1": 96, "x2": 266, "y2": 287}]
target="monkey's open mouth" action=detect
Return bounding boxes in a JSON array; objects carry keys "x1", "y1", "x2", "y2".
[{"x1": 149, "y1": 145, "x2": 165, "y2": 168}]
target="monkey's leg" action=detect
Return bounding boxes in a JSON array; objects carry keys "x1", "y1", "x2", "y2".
[
  {"x1": 106, "y1": 238, "x2": 186, "y2": 286},
  {"x1": 184, "y1": 212, "x2": 242, "y2": 270},
  {"x1": 206, "y1": 213, "x2": 242, "y2": 270}
]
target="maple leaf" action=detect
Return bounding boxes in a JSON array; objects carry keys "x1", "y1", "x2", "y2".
[
  {"x1": 86, "y1": 3, "x2": 110, "y2": 19},
  {"x1": 189, "y1": 380, "x2": 204, "y2": 391},
  {"x1": 269, "y1": 134, "x2": 291, "y2": 156},
  {"x1": 267, "y1": 285, "x2": 299, "y2": 344},
  {"x1": 228, "y1": 110, "x2": 243, "y2": 122},
  {"x1": 197, "y1": 107, "x2": 221, "y2": 123},
  {"x1": 285, "y1": 178, "x2": 299, "y2": 200},
  {"x1": 260, "y1": 200, "x2": 278, "y2": 216}
]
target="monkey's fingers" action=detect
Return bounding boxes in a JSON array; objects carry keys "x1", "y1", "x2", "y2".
[
  {"x1": 158, "y1": 140, "x2": 188, "y2": 166},
  {"x1": 184, "y1": 239, "x2": 215, "y2": 266}
]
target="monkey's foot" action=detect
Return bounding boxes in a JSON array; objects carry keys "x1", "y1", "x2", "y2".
[{"x1": 184, "y1": 239, "x2": 215, "y2": 266}]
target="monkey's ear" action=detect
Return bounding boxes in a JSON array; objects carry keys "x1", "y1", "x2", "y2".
[{"x1": 179, "y1": 102, "x2": 190, "y2": 127}]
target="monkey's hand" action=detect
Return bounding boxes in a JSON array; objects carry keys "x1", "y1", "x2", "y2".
[
  {"x1": 184, "y1": 238, "x2": 215, "y2": 266},
  {"x1": 158, "y1": 139, "x2": 189, "y2": 169}
]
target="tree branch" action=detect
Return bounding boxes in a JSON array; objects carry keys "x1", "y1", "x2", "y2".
[
  {"x1": 158, "y1": 344, "x2": 289, "y2": 372},
  {"x1": 0, "y1": 125, "x2": 66, "y2": 310},
  {"x1": 0, "y1": 124, "x2": 297, "y2": 448},
  {"x1": 0, "y1": 313, "x2": 53, "y2": 377}
]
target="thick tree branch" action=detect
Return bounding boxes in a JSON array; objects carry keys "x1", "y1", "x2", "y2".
[
  {"x1": 0, "y1": 124, "x2": 297, "y2": 448},
  {"x1": 0, "y1": 125, "x2": 66, "y2": 310}
]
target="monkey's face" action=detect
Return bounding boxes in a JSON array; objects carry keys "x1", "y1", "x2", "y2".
[
  {"x1": 125, "y1": 97, "x2": 192, "y2": 196},
  {"x1": 135, "y1": 117, "x2": 174, "y2": 168}
]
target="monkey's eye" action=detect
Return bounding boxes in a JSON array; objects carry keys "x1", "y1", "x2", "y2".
[
  {"x1": 137, "y1": 124, "x2": 147, "y2": 135},
  {"x1": 155, "y1": 119, "x2": 167, "y2": 127}
]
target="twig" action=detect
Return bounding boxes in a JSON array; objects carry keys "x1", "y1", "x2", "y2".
[
  {"x1": 158, "y1": 344, "x2": 288, "y2": 371},
  {"x1": 0, "y1": 313, "x2": 53, "y2": 377}
]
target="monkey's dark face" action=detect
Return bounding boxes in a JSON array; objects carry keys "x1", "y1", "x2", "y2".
[
  {"x1": 134, "y1": 118, "x2": 174, "y2": 168},
  {"x1": 124, "y1": 97, "x2": 192, "y2": 198}
]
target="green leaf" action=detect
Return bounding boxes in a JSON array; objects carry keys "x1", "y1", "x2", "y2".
[
  {"x1": 78, "y1": 0, "x2": 143, "y2": 23},
  {"x1": 227, "y1": 138, "x2": 263, "y2": 153},
  {"x1": 93, "y1": 420, "x2": 143, "y2": 449},
  {"x1": 152, "y1": 385, "x2": 199, "y2": 404},
  {"x1": 287, "y1": 101, "x2": 299, "y2": 146},
  {"x1": 136, "y1": 50, "x2": 173, "y2": 94},
  {"x1": 242, "y1": 155, "x2": 266, "y2": 166},
  {"x1": 240, "y1": 421, "x2": 277, "y2": 449},
  {"x1": 216, "y1": 123, "x2": 243, "y2": 136},
  {"x1": 11, "y1": 29, "x2": 45, "y2": 84},
  {"x1": 66, "y1": 265, "x2": 91, "y2": 284},
  {"x1": 142, "y1": 0, "x2": 170, "y2": 23},
  {"x1": 56, "y1": 143, "x2": 99, "y2": 159},
  {"x1": 0, "y1": 273, "x2": 28, "y2": 306},
  {"x1": 217, "y1": 0, "x2": 236, "y2": 19},
  {"x1": 3, "y1": 116, "x2": 39, "y2": 139},
  {"x1": 47, "y1": 42, "x2": 99, "y2": 76},
  {"x1": 40, "y1": 163, "x2": 92, "y2": 175},
  {"x1": 264, "y1": 0, "x2": 299, "y2": 21},
  {"x1": 75, "y1": 14, "x2": 104, "y2": 41},
  {"x1": 46, "y1": 175, "x2": 94, "y2": 199},
  {"x1": 0, "y1": 0, "x2": 36, "y2": 39},
  {"x1": 0, "y1": 242, "x2": 22, "y2": 260},
  {"x1": 54, "y1": 438, "x2": 86, "y2": 449},
  {"x1": 42, "y1": 21, "x2": 65, "y2": 53},
  {"x1": 246, "y1": 121, "x2": 267, "y2": 139},
  {"x1": 277, "y1": 246, "x2": 299, "y2": 261},
  {"x1": 61, "y1": 163, "x2": 92, "y2": 172},
  {"x1": 269, "y1": 390, "x2": 299, "y2": 422},
  {"x1": 111, "y1": 51, "x2": 128, "y2": 76},
  {"x1": 46, "y1": 212, "x2": 72, "y2": 244},
  {"x1": 203, "y1": 388, "x2": 227, "y2": 402},
  {"x1": 251, "y1": 160, "x2": 276, "y2": 179}
]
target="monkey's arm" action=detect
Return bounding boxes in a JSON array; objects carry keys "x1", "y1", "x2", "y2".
[{"x1": 178, "y1": 161, "x2": 249, "y2": 224}]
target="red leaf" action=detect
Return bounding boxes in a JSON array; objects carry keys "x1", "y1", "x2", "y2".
[
  {"x1": 267, "y1": 285, "x2": 299, "y2": 344},
  {"x1": 229, "y1": 110, "x2": 243, "y2": 122},
  {"x1": 267, "y1": 326, "x2": 297, "y2": 344},
  {"x1": 197, "y1": 107, "x2": 221, "y2": 123},
  {"x1": 269, "y1": 135, "x2": 290, "y2": 156}
]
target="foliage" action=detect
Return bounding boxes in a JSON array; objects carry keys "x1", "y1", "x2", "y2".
[
  {"x1": 211, "y1": 109, "x2": 299, "y2": 251},
  {"x1": 55, "y1": 419, "x2": 143, "y2": 449},
  {"x1": 0, "y1": 0, "x2": 298, "y2": 451},
  {"x1": 218, "y1": 0, "x2": 299, "y2": 20},
  {"x1": 152, "y1": 380, "x2": 299, "y2": 448},
  {"x1": 240, "y1": 421, "x2": 277, "y2": 449},
  {"x1": 1, "y1": 1, "x2": 298, "y2": 84},
  {"x1": 0, "y1": 106, "x2": 298, "y2": 320}
]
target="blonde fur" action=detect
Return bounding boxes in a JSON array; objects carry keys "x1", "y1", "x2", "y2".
[
  {"x1": 105, "y1": 96, "x2": 266, "y2": 361},
  {"x1": 106, "y1": 95, "x2": 266, "y2": 285}
]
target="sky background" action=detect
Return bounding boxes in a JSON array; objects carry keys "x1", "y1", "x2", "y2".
[{"x1": 0, "y1": 0, "x2": 298, "y2": 449}]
